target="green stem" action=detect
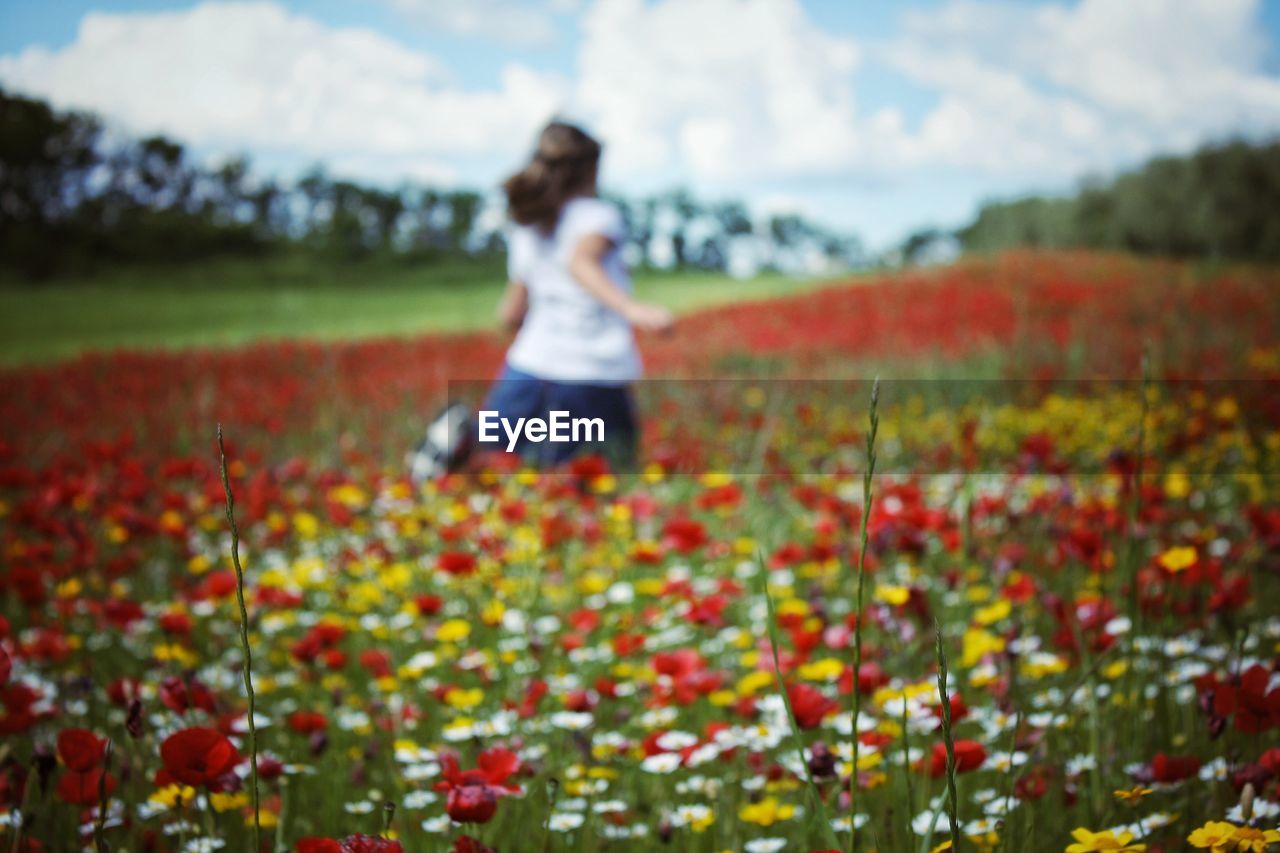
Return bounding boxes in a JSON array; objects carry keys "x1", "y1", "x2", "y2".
[
  {"x1": 935, "y1": 621, "x2": 962, "y2": 853},
  {"x1": 1123, "y1": 352, "x2": 1151, "y2": 757},
  {"x1": 758, "y1": 561, "x2": 839, "y2": 849},
  {"x1": 849, "y1": 378, "x2": 880, "y2": 853},
  {"x1": 94, "y1": 740, "x2": 113, "y2": 853},
  {"x1": 9, "y1": 761, "x2": 31, "y2": 853},
  {"x1": 217, "y1": 425, "x2": 262, "y2": 852},
  {"x1": 900, "y1": 669, "x2": 915, "y2": 848}
]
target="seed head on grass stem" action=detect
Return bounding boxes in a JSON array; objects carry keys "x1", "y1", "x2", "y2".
[
  {"x1": 217, "y1": 425, "x2": 262, "y2": 852},
  {"x1": 849, "y1": 378, "x2": 879, "y2": 853}
]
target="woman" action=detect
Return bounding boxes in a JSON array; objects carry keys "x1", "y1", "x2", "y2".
[{"x1": 410, "y1": 121, "x2": 672, "y2": 479}]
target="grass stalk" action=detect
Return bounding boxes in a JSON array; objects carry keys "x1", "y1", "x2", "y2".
[
  {"x1": 849, "y1": 378, "x2": 880, "y2": 853},
  {"x1": 935, "y1": 620, "x2": 962, "y2": 853},
  {"x1": 1123, "y1": 351, "x2": 1151, "y2": 752},
  {"x1": 217, "y1": 425, "x2": 262, "y2": 852},
  {"x1": 757, "y1": 559, "x2": 840, "y2": 849},
  {"x1": 94, "y1": 740, "x2": 113, "y2": 853},
  {"x1": 9, "y1": 761, "x2": 32, "y2": 853},
  {"x1": 900, "y1": 672, "x2": 915, "y2": 847}
]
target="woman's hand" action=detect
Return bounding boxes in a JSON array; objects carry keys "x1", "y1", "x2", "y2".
[
  {"x1": 623, "y1": 302, "x2": 675, "y2": 334},
  {"x1": 569, "y1": 234, "x2": 674, "y2": 334}
]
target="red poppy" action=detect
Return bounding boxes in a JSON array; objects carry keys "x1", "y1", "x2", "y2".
[
  {"x1": 661, "y1": 517, "x2": 708, "y2": 553},
  {"x1": 414, "y1": 595, "x2": 443, "y2": 616},
  {"x1": 159, "y1": 611, "x2": 194, "y2": 635},
  {"x1": 159, "y1": 675, "x2": 217, "y2": 714},
  {"x1": 433, "y1": 748, "x2": 522, "y2": 824},
  {"x1": 57, "y1": 728, "x2": 107, "y2": 772},
  {"x1": 451, "y1": 837, "x2": 496, "y2": 853},
  {"x1": 787, "y1": 683, "x2": 838, "y2": 729},
  {"x1": 446, "y1": 785, "x2": 498, "y2": 823},
  {"x1": 1212, "y1": 665, "x2": 1280, "y2": 733},
  {"x1": 650, "y1": 649, "x2": 702, "y2": 679},
  {"x1": 57, "y1": 768, "x2": 117, "y2": 805},
  {"x1": 436, "y1": 551, "x2": 477, "y2": 577},
  {"x1": 358, "y1": 649, "x2": 392, "y2": 679},
  {"x1": 296, "y1": 840, "x2": 342, "y2": 853},
  {"x1": 1150, "y1": 752, "x2": 1201, "y2": 783},
  {"x1": 0, "y1": 684, "x2": 40, "y2": 735},
  {"x1": 929, "y1": 740, "x2": 987, "y2": 777},
  {"x1": 288, "y1": 710, "x2": 329, "y2": 735},
  {"x1": 160, "y1": 727, "x2": 241, "y2": 787}
]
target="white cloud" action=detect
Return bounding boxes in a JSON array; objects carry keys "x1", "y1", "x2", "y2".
[
  {"x1": 571, "y1": 0, "x2": 868, "y2": 182},
  {"x1": 387, "y1": 0, "x2": 561, "y2": 48},
  {"x1": 881, "y1": 0, "x2": 1280, "y2": 176},
  {"x1": 0, "y1": 1, "x2": 568, "y2": 183},
  {"x1": 569, "y1": 0, "x2": 1280, "y2": 188}
]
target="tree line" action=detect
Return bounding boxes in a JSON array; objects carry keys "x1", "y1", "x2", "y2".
[
  {"x1": 0, "y1": 88, "x2": 863, "y2": 279},
  {"x1": 952, "y1": 138, "x2": 1280, "y2": 263}
]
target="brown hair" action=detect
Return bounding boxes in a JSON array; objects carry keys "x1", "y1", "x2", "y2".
[{"x1": 503, "y1": 121, "x2": 602, "y2": 233}]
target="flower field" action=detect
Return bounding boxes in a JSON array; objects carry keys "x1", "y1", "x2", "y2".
[{"x1": 0, "y1": 251, "x2": 1278, "y2": 852}]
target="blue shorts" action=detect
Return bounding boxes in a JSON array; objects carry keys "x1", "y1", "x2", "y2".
[{"x1": 478, "y1": 363, "x2": 637, "y2": 467}]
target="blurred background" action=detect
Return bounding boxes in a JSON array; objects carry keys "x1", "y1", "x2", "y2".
[{"x1": 1, "y1": 0, "x2": 1279, "y2": 364}]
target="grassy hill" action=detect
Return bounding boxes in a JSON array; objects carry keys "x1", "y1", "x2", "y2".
[{"x1": 0, "y1": 252, "x2": 835, "y2": 365}]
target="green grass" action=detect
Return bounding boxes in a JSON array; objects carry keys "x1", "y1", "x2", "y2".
[{"x1": 0, "y1": 252, "x2": 843, "y2": 365}]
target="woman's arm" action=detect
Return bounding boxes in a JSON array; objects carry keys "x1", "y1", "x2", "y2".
[
  {"x1": 568, "y1": 234, "x2": 674, "y2": 333},
  {"x1": 497, "y1": 280, "x2": 528, "y2": 334}
]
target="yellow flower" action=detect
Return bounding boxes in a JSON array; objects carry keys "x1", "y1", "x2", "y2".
[
  {"x1": 149, "y1": 784, "x2": 197, "y2": 809},
  {"x1": 444, "y1": 687, "x2": 484, "y2": 710},
  {"x1": 1065, "y1": 827, "x2": 1146, "y2": 852},
  {"x1": 1103, "y1": 661, "x2": 1129, "y2": 680},
  {"x1": 1112, "y1": 786, "x2": 1152, "y2": 804},
  {"x1": 875, "y1": 584, "x2": 911, "y2": 606},
  {"x1": 327, "y1": 484, "x2": 368, "y2": 509},
  {"x1": 777, "y1": 598, "x2": 809, "y2": 618},
  {"x1": 292, "y1": 511, "x2": 320, "y2": 538},
  {"x1": 797, "y1": 657, "x2": 844, "y2": 682},
  {"x1": 738, "y1": 797, "x2": 795, "y2": 827},
  {"x1": 55, "y1": 578, "x2": 82, "y2": 599},
  {"x1": 1188, "y1": 821, "x2": 1280, "y2": 853},
  {"x1": 1021, "y1": 652, "x2": 1069, "y2": 679},
  {"x1": 436, "y1": 619, "x2": 471, "y2": 643},
  {"x1": 210, "y1": 791, "x2": 249, "y2": 812},
  {"x1": 974, "y1": 598, "x2": 1012, "y2": 626},
  {"x1": 481, "y1": 598, "x2": 506, "y2": 626},
  {"x1": 737, "y1": 670, "x2": 776, "y2": 697},
  {"x1": 1156, "y1": 546, "x2": 1197, "y2": 573},
  {"x1": 1229, "y1": 826, "x2": 1280, "y2": 853},
  {"x1": 962, "y1": 627, "x2": 1005, "y2": 668},
  {"x1": 153, "y1": 643, "x2": 199, "y2": 669}
]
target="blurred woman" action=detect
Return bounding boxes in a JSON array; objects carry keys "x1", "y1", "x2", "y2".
[{"x1": 410, "y1": 121, "x2": 671, "y2": 478}]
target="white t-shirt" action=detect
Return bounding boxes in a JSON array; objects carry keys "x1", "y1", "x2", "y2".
[{"x1": 504, "y1": 197, "x2": 642, "y2": 384}]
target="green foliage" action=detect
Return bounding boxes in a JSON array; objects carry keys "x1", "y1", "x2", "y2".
[
  {"x1": 0, "y1": 87, "x2": 863, "y2": 280},
  {"x1": 958, "y1": 138, "x2": 1280, "y2": 261}
]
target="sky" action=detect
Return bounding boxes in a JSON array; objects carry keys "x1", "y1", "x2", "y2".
[{"x1": 2, "y1": 0, "x2": 1280, "y2": 250}]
